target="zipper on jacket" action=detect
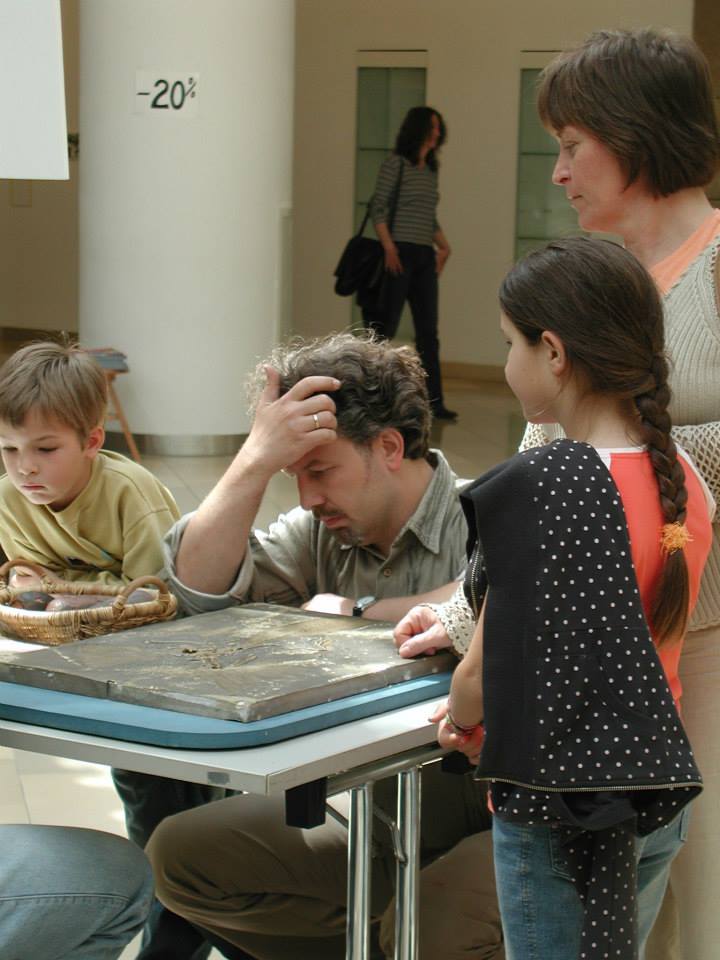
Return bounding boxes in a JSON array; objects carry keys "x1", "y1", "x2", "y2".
[
  {"x1": 469, "y1": 545, "x2": 483, "y2": 618},
  {"x1": 480, "y1": 775, "x2": 702, "y2": 794}
]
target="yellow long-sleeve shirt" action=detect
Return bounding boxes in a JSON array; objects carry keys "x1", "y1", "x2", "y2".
[{"x1": 0, "y1": 450, "x2": 180, "y2": 584}]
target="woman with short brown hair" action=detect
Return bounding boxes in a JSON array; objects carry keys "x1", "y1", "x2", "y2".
[{"x1": 532, "y1": 28, "x2": 720, "y2": 960}]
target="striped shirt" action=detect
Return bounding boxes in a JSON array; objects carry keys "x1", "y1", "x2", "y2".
[{"x1": 370, "y1": 153, "x2": 439, "y2": 247}]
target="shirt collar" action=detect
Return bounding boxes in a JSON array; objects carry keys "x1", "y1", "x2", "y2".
[
  {"x1": 336, "y1": 449, "x2": 461, "y2": 558},
  {"x1": 395, "y1": 449, "x2": 458, "y2": 555}
]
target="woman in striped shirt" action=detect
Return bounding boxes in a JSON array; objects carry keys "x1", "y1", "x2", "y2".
[{"x1": 363, "y1": 106, "x2": 456, "y2": 420}]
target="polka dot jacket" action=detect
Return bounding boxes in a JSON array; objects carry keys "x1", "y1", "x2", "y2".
[{"x1": 460, "y1": 439, "x2": 702, "y2": 959}]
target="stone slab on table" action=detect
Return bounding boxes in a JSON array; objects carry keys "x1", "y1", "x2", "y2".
[{"x1": 0, "y1": 604, "x2": 454, "y2": 722}]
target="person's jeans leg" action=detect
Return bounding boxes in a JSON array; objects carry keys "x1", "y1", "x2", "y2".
[
  {"x1": 493, "y1": 808, "x2": 688, "y2": 960},
  {"x1": 360, "y1": 247, "x2": 411, "y2": 340},
  {"x1": 492, "y1": 818, "x2": 584, "y2": 960},
  {"x1": 112, "y1": 768, "x2": 227, "y2": 960},
  {"x1": 642, "y1": 881, "x2": 680, "y2": 960},
  {"x1": 405, "y1": 247, "x2": 443, "y2": 407},
  {"x1": 0, "y1": 824, "x2": 153, "y2": 960},
  {"x1": 111, "y1": 769, "x2": 228, "y2": 849},
  {"x1": 636, "y1": 808, "x2": 689, "y2": 958}
]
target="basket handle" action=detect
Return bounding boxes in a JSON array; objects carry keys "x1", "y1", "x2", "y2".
[
  {"x1": 0, "y1": 559, "x2": 64, "y2": 591},
  {"x1": 110, "y1": 575, "x2": 174, "y2": 616}
]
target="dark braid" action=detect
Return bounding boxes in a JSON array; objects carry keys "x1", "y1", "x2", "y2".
[
  {"x1": 500, "y1": 237, "x2": 695, "y2": 648},
  {"x1": 634, "y1": 354, "x2": 690, "y2": 645}
]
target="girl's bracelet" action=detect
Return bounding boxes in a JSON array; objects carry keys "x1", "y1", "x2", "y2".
[{"x1": 445, "y1": 705, "x2": 481, "y2": 737}]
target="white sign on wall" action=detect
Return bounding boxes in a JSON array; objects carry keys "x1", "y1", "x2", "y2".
[
  {"x1": 0, "y1": 0, "x2": 68, "y2": 179},
  {"x1": 135, "y1": 71, "x2": 199, "y2": 116}
]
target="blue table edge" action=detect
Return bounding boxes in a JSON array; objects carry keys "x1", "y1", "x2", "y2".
[{"x1": 0, "y1": 674, "x2": 452, "y2": 750}]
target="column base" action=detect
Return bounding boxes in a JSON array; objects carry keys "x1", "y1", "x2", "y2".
[{"x1": 104, "y1": 431, "x2": 245, "y2": 457}]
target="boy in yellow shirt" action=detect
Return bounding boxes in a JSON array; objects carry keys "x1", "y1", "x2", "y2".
[
  {"x1": 0, "y1": 341, "x2": 178, "y2": 585},
  {"x1": 0, "y1": 342, "x2": 219, "y2": 960}
]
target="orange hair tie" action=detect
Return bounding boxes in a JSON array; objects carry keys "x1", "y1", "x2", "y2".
[{"x1": 660, "y1": 522, "x2": 693, "y2": 555}]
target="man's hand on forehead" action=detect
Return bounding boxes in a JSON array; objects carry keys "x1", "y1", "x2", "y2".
[
  {"x1": 269, "y1": 368, "x2": 340, "y2": 406},
  {"x1": 241, "y1": 367, "x2": 341, "y2": 477}
]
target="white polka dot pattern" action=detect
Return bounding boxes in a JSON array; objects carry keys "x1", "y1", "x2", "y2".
[{"x1": 529, "y1": 444, "x2": 697, "y2": 789}]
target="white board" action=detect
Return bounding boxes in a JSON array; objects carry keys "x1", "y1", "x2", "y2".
[{"x1": 0, "y1": 0, "x2": 68, "y2": 179}]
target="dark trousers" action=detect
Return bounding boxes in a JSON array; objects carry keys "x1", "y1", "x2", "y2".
[
  {"x1": 112, "y1": 768, "x2": 228, "y2": 960},
  {"x1": 361, "y1": 242, "x2": 445, "y2": 407}
]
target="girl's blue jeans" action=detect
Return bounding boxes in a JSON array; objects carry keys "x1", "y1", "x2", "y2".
[{"x1": 493, "y1": 807, "x2": 689, "y2": 960}]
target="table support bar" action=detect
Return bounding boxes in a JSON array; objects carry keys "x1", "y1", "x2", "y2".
[
  {"x1": 394, "y1": 766, "x2": 421, "y2": 960},
  {"x1": 328, "y1": 744, "x2": 441, "y2": 798},
  {"x1": 347, "y1": 782, "x2": 373, "y2": 960}
]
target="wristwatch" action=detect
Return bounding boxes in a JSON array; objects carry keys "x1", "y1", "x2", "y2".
[{"x1": 352, "y1": 595, "x2": 377, "y2": 618}]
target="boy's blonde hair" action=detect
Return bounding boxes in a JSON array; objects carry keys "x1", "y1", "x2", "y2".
[{"x1": 0, "y1": 341, "x2": 107, "y2": 440}]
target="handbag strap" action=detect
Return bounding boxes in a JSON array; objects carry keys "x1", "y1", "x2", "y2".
[
  {"x1": 355, "y1": 205, "x2": 372, "y2": 238},
  {"x1": 358, "y1": 155, "x2": 405, "y2": 237}
]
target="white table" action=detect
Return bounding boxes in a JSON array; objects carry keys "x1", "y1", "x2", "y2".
[{"x1": 0, "y1": 697, "x2": 446, "y2": 960}]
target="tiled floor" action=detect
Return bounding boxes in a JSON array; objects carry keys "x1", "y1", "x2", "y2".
[{"x1": 0, "y1": 377, "x2": 522, "y2": 960}]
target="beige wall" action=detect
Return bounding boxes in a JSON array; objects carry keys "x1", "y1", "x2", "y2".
[
  {"x1": 695, "y1": 0, "x2": 720, "y2": 204},
  {"x1": 0, "y1": 1, "x2": 704, "y2": 346},
  {"x1": 0, "y1": 0, "x2": 78, "y2": 333},
  {"x1": 293, "y1": 0, "x2": 694, "y2": 368}
]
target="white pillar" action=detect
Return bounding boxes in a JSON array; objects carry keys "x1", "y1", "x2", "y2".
[{"x1": 78, "y1": 0, "x2": 294, "y2": 454}]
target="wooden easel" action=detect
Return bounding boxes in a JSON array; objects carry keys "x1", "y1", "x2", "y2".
[{"x1": 104, "y1": 370, "x2": 141, "y2": 463}]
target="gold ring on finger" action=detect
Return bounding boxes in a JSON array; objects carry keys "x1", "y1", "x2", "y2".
[{"x1": 313, "y1": 413, "x2": 320, "y2": 430}]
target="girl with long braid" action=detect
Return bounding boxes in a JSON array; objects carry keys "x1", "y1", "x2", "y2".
[{"x1": 439, "y1": 237, "x2": 713, "y2": 960}]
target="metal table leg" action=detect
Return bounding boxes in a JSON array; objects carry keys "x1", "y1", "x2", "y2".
[
  {"x1": 394, "y1": 766, "x2": 421, "y2": 960},
  {"x1": 347, "y1": 782, "x2": 373, "y2": 960},
  {"x1": 326, "y1": 745, "x2": 438, "y2": 960}
]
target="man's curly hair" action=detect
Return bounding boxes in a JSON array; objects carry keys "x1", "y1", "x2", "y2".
[{"x1": 247, "y1": 332, "x2": 431, "y2": 460}]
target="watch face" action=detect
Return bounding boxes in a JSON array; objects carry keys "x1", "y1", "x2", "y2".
[{"x1": 353, "y1": 596, "x2": 376, "y2": 616}]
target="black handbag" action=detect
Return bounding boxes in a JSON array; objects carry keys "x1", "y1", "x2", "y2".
[
  {"x1": 333, "y1": 160, "x2": 404, "y2": 297},
  {"x1": 333, "y1": 208, "x2": 383, "y2": 296}
]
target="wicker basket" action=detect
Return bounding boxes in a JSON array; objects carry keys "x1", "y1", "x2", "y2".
[{"x1": 0, "y1": 560, "x2": 177, "y2": 645}]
